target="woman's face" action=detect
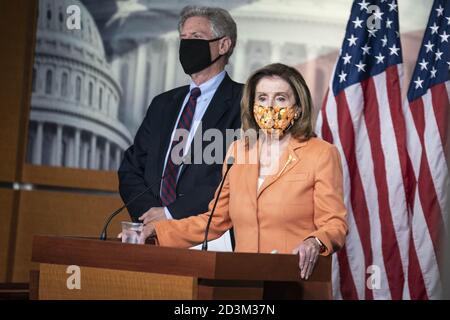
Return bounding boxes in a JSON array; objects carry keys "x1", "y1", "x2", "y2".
[
  {"x1": 254, "y1": 76, "x2": 296, "y2": 107},
  {"x1": 252, "y1": 75, "x2": 300, "y2": 136}
]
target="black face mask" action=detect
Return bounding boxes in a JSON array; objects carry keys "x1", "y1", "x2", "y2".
[{"x1": 179, "y1": 37, "x2": 224, "y2": 75}]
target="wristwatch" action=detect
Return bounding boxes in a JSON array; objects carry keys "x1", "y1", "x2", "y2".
[{"x1": 314, "y1": 237, "x2": 326, "y2": 253}]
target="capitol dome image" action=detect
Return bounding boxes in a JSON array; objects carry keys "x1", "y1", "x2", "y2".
[{"x1": 26, "y1": 0, "x2": 132, "y2": 171}]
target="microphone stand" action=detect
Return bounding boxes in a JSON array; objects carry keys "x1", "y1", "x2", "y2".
[{"x1": 201, "y1": 157, "x2": 234, "y2": 251}]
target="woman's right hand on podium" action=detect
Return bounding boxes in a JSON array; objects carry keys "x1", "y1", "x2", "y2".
[
  {"x1": 117, "y1": 222, "x2": 156, "y2": 244},
  {"x1": 139, "y1": 222, "x2": 156, "y2": 243}
]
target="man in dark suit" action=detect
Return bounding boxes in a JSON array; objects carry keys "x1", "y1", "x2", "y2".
[{"x1": 118, "y1": 5, "x2": 243, "y2": 237}]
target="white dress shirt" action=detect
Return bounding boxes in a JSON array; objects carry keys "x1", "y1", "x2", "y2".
[
  {"x1": 161, "y1": 70, "x2": 226, "y2": 219},
  {"x1": 258, "y1": 176, "x2": 265, "y2": 190}
]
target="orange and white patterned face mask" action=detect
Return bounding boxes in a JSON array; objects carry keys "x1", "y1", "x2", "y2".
[{"x1": 253, "y1": 104, "x2": 299, "y2": 136}]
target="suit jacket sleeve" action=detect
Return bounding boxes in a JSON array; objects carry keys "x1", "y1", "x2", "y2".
[
  {"x1": 118, "y1": 98, "x2": 161, "y2": 222},
  {"x1": 305, "y1": 145, "x2": 348, "y2": 256},
  {"x1": 153, "y1": 143, "x2": 236, "y2": 248},
  {"x1": 166, "y1": 171, "x2": 221, "y2": 219}
]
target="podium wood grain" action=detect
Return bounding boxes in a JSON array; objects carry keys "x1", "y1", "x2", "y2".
[
  {"x1": 32, "y1": 235, "x2": 332, "y2": 300},
  {"x1": 39, "y1": 264, "x2": 197, "y2": 300}
]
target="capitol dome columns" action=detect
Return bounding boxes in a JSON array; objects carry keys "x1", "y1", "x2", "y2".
[
  {"x1": 115, "y1": 147, "x2": 121, "y2": 171},
  {"x1": 164, "y1": 36, "x2": 178, "y2": 91},
  {"x1": 270, "y1": 40, "x2": 283, "y2": 63},
  {"x1": 148, "y1": 40, "x2": 163, "y2": 111},
  {"x1": 32, "y1": 121, "x2": 44, "y2": 165},
  {"x1": 232, "y1": 39, "x2": 248, "y2": 84},
  {"x1": 89, "y1": 134, "x2": 97, "y2": 169},
  {"x1": 74, "y1": 129, "x2": 81, "y2": 167},
  {"x1": 103, "y1": 141, "x2": 110, "y2": 170},
  {"x1": 55, "y1": 124, "x2": 63, "y2": 166},
  {"x1": 131, "y1": 41, "x2": 148, "y2": 131}
]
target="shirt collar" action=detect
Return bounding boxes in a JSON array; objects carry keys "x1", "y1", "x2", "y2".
[{"x1": 189, "y1": 70, "x2": 226, "y2": 97}]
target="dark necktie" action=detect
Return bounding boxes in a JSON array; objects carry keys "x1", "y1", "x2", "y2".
[{"x1": 160, "y1": 87, "x2": 201, "y2": 206}]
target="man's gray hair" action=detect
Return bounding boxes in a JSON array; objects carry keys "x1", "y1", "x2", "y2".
[{"x1": 178, "y1": 5, "x2": 237, "y2": 60}]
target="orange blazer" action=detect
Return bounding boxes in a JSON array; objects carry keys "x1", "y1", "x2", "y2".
[{"x1": 154, "y1": 137, "x2": 348, "y2": 256}]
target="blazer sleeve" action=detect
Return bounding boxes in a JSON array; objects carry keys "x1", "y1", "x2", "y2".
[
  {"x1": 153, "y1": 143, "x2": 237, "y2": 248},
  {"x1": 118, "y1": 98, "x2": 161, "y2": 222},
  {"x1": 305, "y1": 144, "x2": 348, "y2": 256}
]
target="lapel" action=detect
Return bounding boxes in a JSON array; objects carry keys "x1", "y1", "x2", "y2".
[
  {"x1": 256, "y1": 138, "x2": 308, "y2": 198},
  {"x1": 156, "y1": 86, "x2": 190, "y2": 177},
  {"x1": 178, "y1": 73, "x2": 234, "y2": 178}
]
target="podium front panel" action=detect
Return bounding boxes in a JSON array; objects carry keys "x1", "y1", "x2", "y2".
[{"x1": 38, "y1": 263, "x2": 197, "y2": 300}]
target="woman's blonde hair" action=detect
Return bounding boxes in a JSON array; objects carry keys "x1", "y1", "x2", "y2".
[{"x1": 241, "y1": 63, "x2": 316, "y2": 142}]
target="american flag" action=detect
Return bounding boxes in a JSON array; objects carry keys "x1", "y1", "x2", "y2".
[
  {"x1": 316, "y1": 0, "x2": 411, "y2": 299},
  {"x1": 403, "y1": 0, "x2": 449, "y2": 299}
]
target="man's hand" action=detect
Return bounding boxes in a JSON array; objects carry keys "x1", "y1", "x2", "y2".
[{"x1": 139, "y1": 207, "x2": 166, "y2": 225}]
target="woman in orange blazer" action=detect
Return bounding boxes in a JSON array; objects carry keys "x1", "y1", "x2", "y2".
[{"x1": 140, "y1": 63, "x2": 348, "y2": 280}]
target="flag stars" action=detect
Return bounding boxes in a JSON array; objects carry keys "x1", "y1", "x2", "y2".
[
  {"x1": 375, "y1": 53, "x2": 385, "y2": 64},
  {"x1": 381, "y1": 35, "x2": 388, "y2": 47},
  {"x1": 439, "y1": 31, "x2": 449, "y2": 43},
  {"x1": 368, "y1": 28, "x2": 378, "y2": 38},
  {"x1": 424, "y1": 40, "x2": 434, "y2": 53},
  {"x1": 347, "y1": 34, "x2": 358, "y2": 46},
  {"x1": 334, "y1": 1, "x2": 449, "y2": 94},
  {"x1": 419, "y1": 59, "x2": 428, "y2": 70},
  {"x1": 435, "y1": 49, "x2": 443, "y2": 61},
  {"x1": 430, "y1": 67, "x2": 437, "y2": 78},
  {"x1": 355, "y1": 60, "x2": 366, "y2": 72},
  {"x1": 373, "y1": 10, "x2": 384, "y2": 21},
  {"x1": 342, "y1": 52, "x2": 352, "y2": 64},
  {"x1": 430, "y1": 23, "x2": 439, "y2": 35},
  {"x1": 358, "y1": 0, "x2": 370, "y2": 12},
  {"x1": 386, "y1": 18, "x2": 393, "y2": 29},
  {"x1": 352, "y1": 16, "x2": 364, "y2": 28},
  {"x1": 388, "y1": 1, "x2": 398, "y2": 12},
  {"x1": 414, "y1": 77, "x2": 424, "y2": 89},
  {"x1": 389, "y1": 44, "x2": 400, "y2": 56},
  {"x1": 435, "y1": 5, "x2": 444, "y2": 17},
  {"x1": 338, "y1": 70, "x2": 347, "y2": 83},
  {"x1": 361, "y1": 43, "x2": 371, "y2": 55}
]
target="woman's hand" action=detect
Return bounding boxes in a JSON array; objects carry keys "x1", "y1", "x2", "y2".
[
  {"x1": 293, "y1": 237, "x2": 321, "y2": 280},
  {"x1": 117, "y1": 223, "x2": 156, "y2": 244},
  {"x1": 139, "y1": 222, "x2": 156, "y2": 244}
]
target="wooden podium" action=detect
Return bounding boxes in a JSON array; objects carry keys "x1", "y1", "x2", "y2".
[{"x1": 30, "y1": 235, "x2": 332, "y2": 300}]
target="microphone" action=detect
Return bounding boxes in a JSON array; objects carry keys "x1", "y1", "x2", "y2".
[
  {"x1": 99, "y1": 175, "x2": 164, "y2": 240},
  {"x1": 202, "y1": 156, "x2": 235, "y2": 251}
]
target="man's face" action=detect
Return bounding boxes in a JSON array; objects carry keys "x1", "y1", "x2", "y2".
[
  {"x1": 180, "y1": 16, "x2": 221, "y2": 61},
  {"x1": 180, "y1": 16, "x2": 214, "y2": 40}
]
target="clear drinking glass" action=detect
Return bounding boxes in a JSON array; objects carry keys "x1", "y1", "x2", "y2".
[{"x1": 121, "y1": 221, "x2": 144, "y2": 244}]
